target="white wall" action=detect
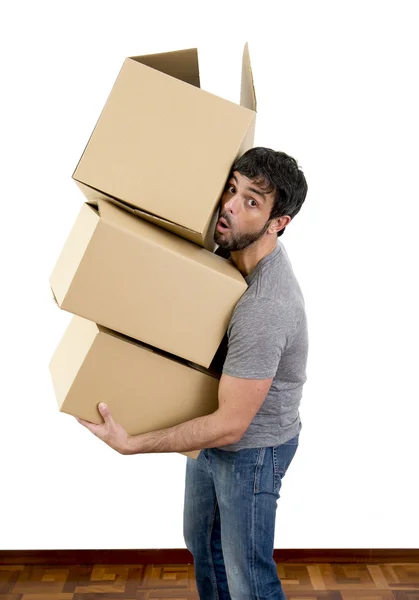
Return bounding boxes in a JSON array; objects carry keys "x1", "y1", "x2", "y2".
[{"x1": 1, "y1": 0, "x2": 418, "y2": 549}]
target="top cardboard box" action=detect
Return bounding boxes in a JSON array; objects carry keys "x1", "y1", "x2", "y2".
[{"x1": 72, "y1": 43, "x2": 257, "y2": 250}]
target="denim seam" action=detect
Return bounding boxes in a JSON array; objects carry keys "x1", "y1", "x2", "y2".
[
  {"x1": 206, "y1": 497, "x2": 220, "y2": 600},
  {"x1": 252, "y1": 449, "x2": 266, "y2": 599},
  {"x1": 273, "y1": 447, "x2": 280, "y2": 493},
  {"x1": 253, "y1": 447, "x2": 266, "y2": 494},
  {"x1": 251, "y1": 484, "x2": 261, "y2": 600}
]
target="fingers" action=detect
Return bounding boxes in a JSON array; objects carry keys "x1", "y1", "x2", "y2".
[
  {"x1": 74, "y1": 403, "x2": 113, "y2": 438},
  {"x1": 76, "y1": 417, "x2": 99, "y2": 434},
  {"x1": 74, "y1": 404, "x2": 126, "y2": 452},
  {"x1": 98, "y1": 402, "x2": 114, "y2": 425}
]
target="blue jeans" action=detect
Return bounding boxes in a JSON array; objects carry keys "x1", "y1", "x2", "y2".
[{"x1": 183, "y1": 434, "x2": 299, "y2": 600}]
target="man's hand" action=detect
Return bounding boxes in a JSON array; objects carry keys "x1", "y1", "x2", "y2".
[{"x1": 76, "y1": 403, "x2": 133, "y2": 455}]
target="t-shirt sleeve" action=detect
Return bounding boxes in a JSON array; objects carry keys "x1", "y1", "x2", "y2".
[{"x1": 222, "y1": 297, "x2": 291, "y2": 379}]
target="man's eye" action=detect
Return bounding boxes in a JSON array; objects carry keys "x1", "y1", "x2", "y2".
[
  {"x1": 248, "y1": 199, "x2": 258, "y2": 207},
  {"x1": 227, "y1": 185, "x2": 235, "y2": 193}
]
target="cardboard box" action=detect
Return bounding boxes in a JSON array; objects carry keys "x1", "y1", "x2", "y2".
[
  {"x1": 50, "y1": 199, "x2": 247, "y2": 368},
  {"x1": 49, "y1": 315, "x2": 222, "y2": 459},
  {"x1": 72, "y1": 43, "x2": 257, "y2": 250}
]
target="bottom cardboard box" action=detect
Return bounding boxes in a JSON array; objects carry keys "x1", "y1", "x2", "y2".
[
  {"x1": 180, "y1": 450, "x2": 201, "y2": 459},
  {"x1": 49, "y1": 315, "x2": 221, "y2": 460}
]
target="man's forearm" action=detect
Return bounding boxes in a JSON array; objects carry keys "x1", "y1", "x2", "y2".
[{"x1": 126, "y1": 411, "x2": 238, "y2": 455}]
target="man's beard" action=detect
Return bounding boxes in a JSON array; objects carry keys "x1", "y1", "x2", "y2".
[{"x1": 214, "y1": 214, "x2": 271, "y2": 251}]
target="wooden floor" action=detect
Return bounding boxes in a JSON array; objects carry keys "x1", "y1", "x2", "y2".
[{"x1": 1, "y1": 561, "x2": 419, "y2": 599}]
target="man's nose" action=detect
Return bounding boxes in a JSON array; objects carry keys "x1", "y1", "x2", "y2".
[{"x1": 224, "y1": 194, "x2": 240, "y2": 214}]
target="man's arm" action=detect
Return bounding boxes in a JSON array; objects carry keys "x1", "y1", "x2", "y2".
[
  {"x1": 126, "y1": 373, "x2": 273, "y2": 454},
  {"x1": 77, "y1": 372, "x2": 272, "y2": 455},
  {"x1": 126, "y1": 408, "x2": 237, "y2": 455}
]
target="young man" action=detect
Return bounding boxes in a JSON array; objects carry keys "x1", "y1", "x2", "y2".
[
  {"x1": 183, "y1": 147, "x2": 309, "y2": 600},
  {"x1": 77, "y1": 147, "x2": 308, "y2": 600}
]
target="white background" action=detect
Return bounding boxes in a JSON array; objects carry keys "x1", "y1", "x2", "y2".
[{"x1": 1, "y1": 0, "x2": 418, "y2": 549}]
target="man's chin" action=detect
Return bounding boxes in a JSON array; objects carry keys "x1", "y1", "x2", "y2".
[{"x1": 214, "y1": 230, "x2": 230, "y2": 248}]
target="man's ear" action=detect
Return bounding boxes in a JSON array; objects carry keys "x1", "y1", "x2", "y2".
[{"x1": 269, "y1": 215, "x2": 291, "y2": 234}]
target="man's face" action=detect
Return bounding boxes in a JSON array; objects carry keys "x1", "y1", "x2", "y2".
[{"x1": 214, "y1": 171, "x2": 277, "y2": 251}]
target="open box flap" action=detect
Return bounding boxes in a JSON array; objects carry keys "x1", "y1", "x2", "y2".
[
  {"x1": 130, "y1": 48, "x2": 200, "y2": 88},
  {"x1": 240, "y1": 42, "x2": 256, "y2": 111}
]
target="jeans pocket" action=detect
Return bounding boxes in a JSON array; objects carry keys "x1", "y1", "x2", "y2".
[
  {"x1": 274, "y1": 435, "x2": 299, "y2": 478},
  {"x1": 254, "y1": 436, "x2": 299, "y2": 496},
  {"x1": 254, "y1": 447, "x2": 280, "y2": 496}
]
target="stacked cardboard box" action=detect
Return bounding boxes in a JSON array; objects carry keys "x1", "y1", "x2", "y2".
[{"x1": 49, "y1": 43, "x2": 256, "y2": 459}]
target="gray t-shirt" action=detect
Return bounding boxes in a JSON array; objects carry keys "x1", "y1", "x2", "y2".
[{"x1": 215, "y1": 240, "x2": 309, "y2": 451}]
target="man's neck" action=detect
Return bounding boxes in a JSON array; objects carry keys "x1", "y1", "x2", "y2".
[{"x1": 230, "y1": 235, "x2": 278, "y2": 277}]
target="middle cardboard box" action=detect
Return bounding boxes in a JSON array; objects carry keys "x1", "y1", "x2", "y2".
[{"x1": 50, "y1": 198, "x2": 247, "y2": 368}]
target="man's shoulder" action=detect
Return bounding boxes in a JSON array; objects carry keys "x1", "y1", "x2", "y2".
[
  {"x1": 231, "y1": 268, "x2": 305, "y2": 332},
  {"x1": 228, "y1": 295, "x2": 282, "y2": 334},
  {"x1": 249, "y1": 244, "x2": 304, "y2": 305}
]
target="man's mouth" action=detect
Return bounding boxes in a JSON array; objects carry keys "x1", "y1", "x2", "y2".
[{"x1": 216, "y1": 216, "x2": 230, "y2": 232}]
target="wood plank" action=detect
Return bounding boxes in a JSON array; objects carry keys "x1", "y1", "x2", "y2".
[{"x1": 0, "y1": 561, "x2": 417, "y2": 597}]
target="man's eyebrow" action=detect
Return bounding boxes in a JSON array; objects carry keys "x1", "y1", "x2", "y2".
[
  {"x1": 230, "y1": 173, "x2": 267, "y2": 201},
  {"x1": 248, "y1": 186, "x2": 267, "y2": 201}
]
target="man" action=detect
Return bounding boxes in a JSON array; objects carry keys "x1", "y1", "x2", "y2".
[{"x1": 77, "y1": 147, "x2": 308, "y2": 600}]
